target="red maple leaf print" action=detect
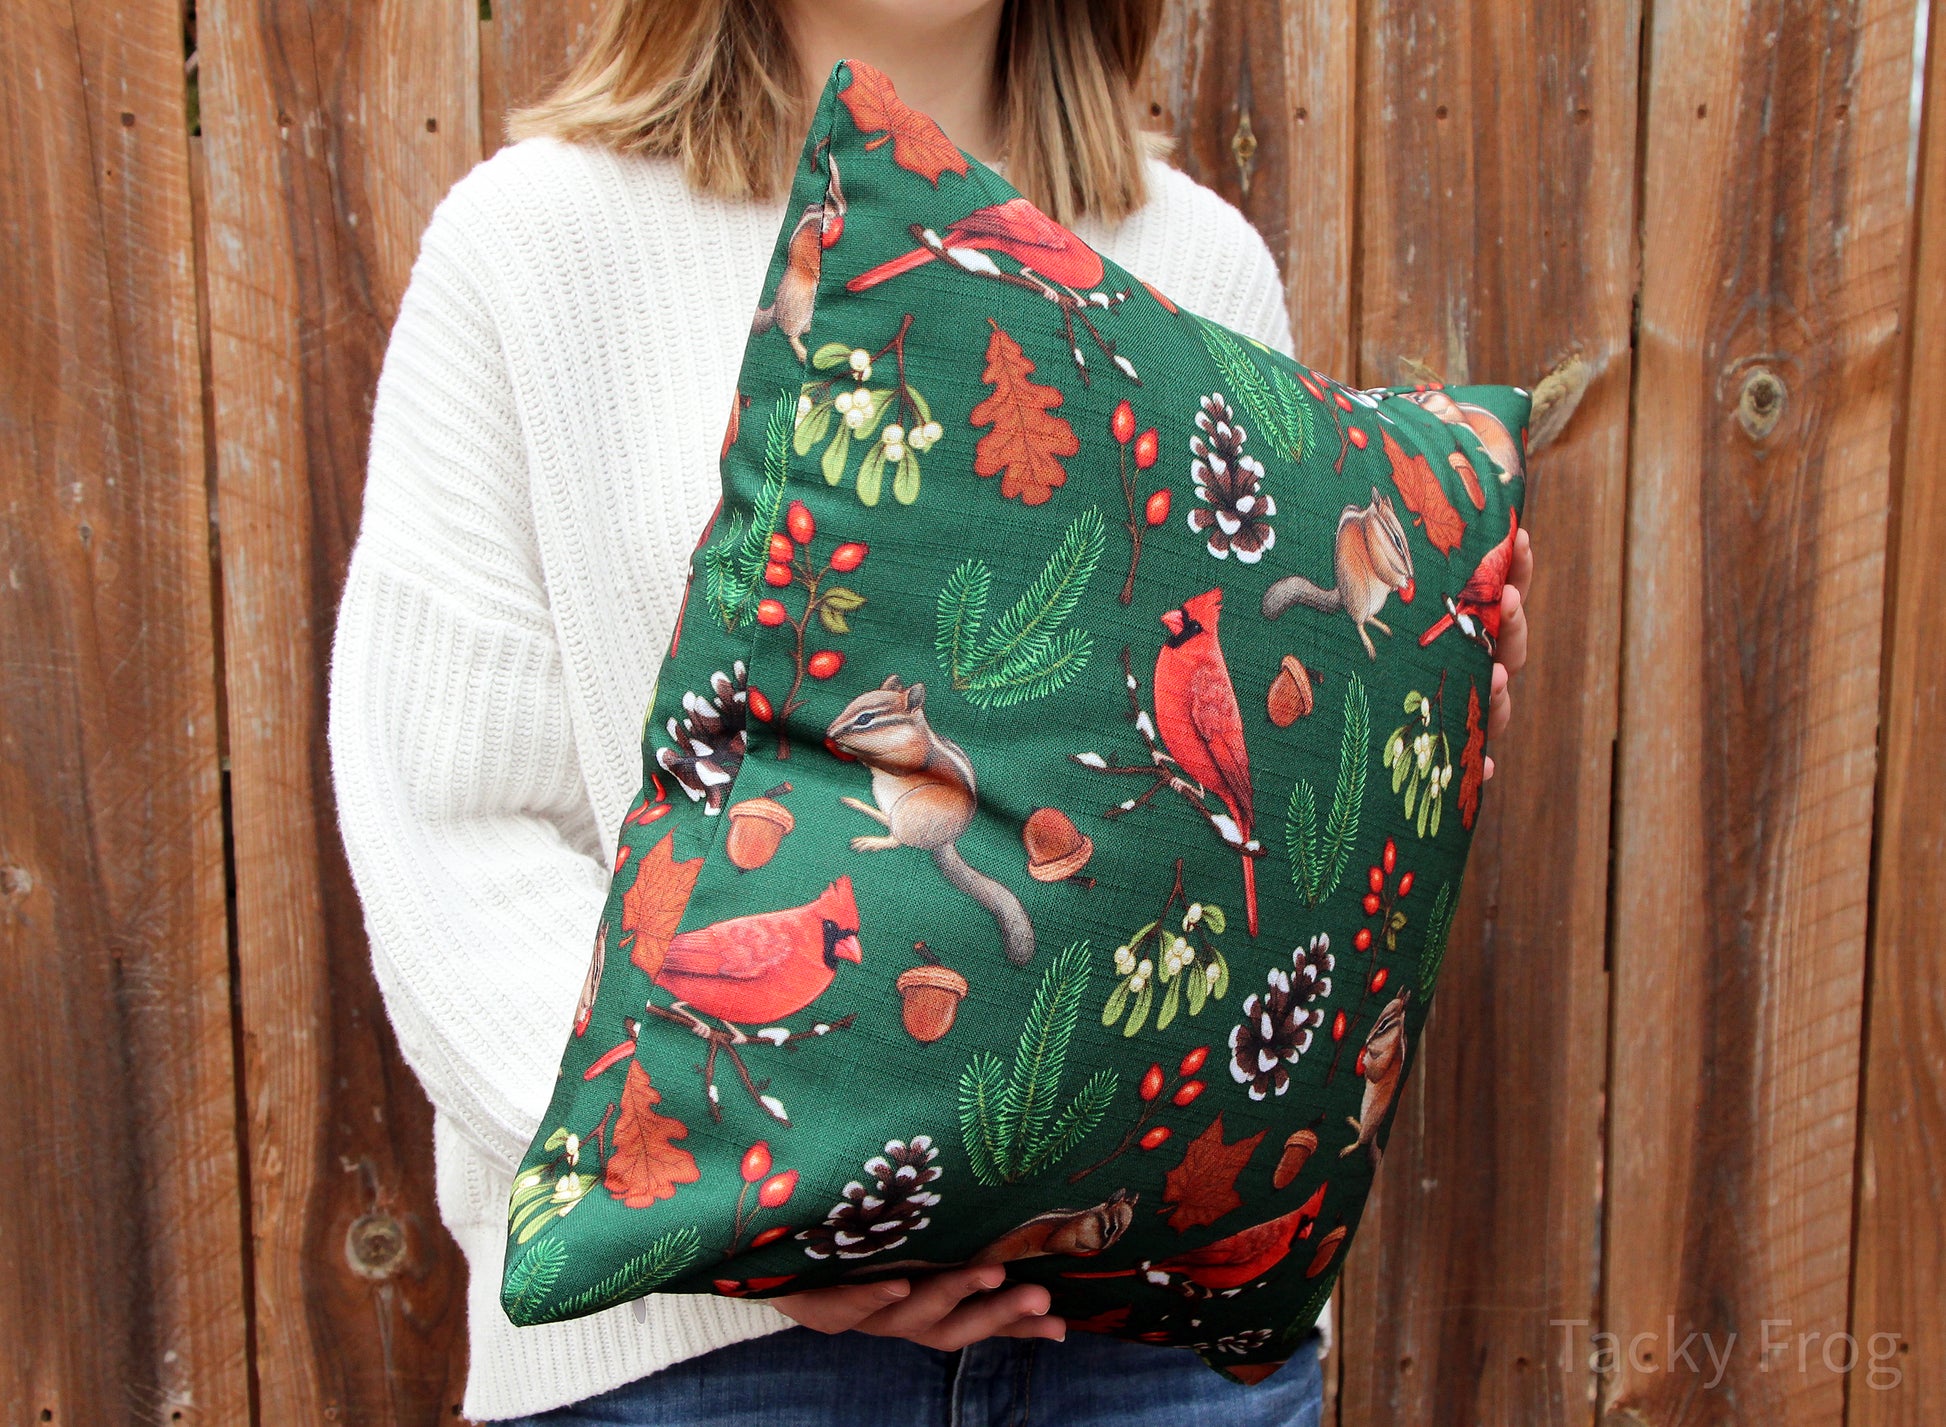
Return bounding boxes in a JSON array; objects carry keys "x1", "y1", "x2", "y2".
[
  {"x1": 1383, "y1": 429, "x2": 1466, "y2": 556},
  {"x1": 622, "y1": 830, "x2": 704, "y2": 982},
  {"x1": 839, "y1": 63, "x2": 969, "y2": 185},
  {"x1": 604, "y1": 1061, "x2": 701, "y2": 1208},
  {"x1": 970, "y1": 320, "x2": 1080, "y2": 505},
  {"x1": 1159, "y1": 1113, "x2": 1268, "y2": 1232}
]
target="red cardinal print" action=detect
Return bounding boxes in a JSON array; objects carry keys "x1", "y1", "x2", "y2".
[
  {"x1": 1153, "y1": 590, "x2": 1260, "y2": 936},
  {"x1": 847, "y1": 198, "x2": 1105, "y2": 295},
  {"x1": 1067, "y1": 1185, "x2": 1327, "y2": 1298},
  {"x1": 654, "y1": 877, "x2": 863, "y2": 1026},
  {"x1": 1418, "y1": 509, "x2": 1519, "y2": 654}
]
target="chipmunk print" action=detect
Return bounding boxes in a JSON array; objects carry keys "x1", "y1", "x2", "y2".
[
  {"x1": 848, "y1": 1190, "x2": 1136, "y2": 1277},
  {"x1": 1341, "y1": 990, "x2": 1411, "y2": 1168},
  {"x1": 750, "y1": 153, "x2": 847, "y2": 362},
  {"x1": 1403, "y1": 388, "x2": 1524, "y2": 483},
  {"x1": 827, "y1": 675, "x2": 1037, "y2": 966},
  {"x1": 1261, "y1": 489, "x2": 1415, "y2": 660}
]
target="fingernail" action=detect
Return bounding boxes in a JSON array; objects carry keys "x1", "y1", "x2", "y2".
[{"x1": 880, "y1": 1281, "x2": 910, "y2": 1300}]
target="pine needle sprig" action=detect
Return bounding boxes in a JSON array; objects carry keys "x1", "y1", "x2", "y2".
[
  {"x1": 959, "y1": 943, "x2": 1116, "y2": 1184},
  {"x1": 501, "y1": 1237, "x2": 569, "y2": 1325},
  {"x1": 706, "y1": 391, "x2": 794, "y2": 629},
  {"x1": 1286, "y1": 675, "x2": 1370, "y2": 906},
  {"x1": 1197, "y1": 319, "x2": 1311, "y2": 460},
  {"x1": 554, "y1": 1227, "x2": 701, "y2": 1319},
  {"x1": 936, "y1": 510, "x2": 1105, "y2": 707}
]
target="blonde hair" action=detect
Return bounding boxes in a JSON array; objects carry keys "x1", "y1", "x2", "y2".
[{"x1": 508, "y1": 0, "x2": 1167, "y2": 225}]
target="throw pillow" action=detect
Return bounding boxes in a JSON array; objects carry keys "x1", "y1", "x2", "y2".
[{"x1": 502, "y1": 59, "x2": 1529, "y2": 1386}]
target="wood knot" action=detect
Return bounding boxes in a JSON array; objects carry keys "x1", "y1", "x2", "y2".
[
  {"x1": 345, "y1": 1213, "x2": 407, "y2": 1279},
  {"x1": 1736, "y1": 366, "x2": 1786, "y2": 440},
  {"x1": 1231, "y1": 110, "x2": 1258, "y2": 196},
  {"x1": 0, "y1": 865, "x2": 32, "y2": 897}
]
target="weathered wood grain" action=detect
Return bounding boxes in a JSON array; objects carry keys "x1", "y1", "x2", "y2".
[
  {"x1": 1336, "y1": 3, "x2": 1636, "y2": 1424},
  {"x1": 197, "y1": 1, "x2": 481, "y2": 1421},
  {"x1": 1143, "y1": 0, "x2": 1357, "y2": 376},
  {"x1": 1604, "y1": 0, "x2": 1917, "y2": 1421},
  {"x1": 0, "y1": 2, "x2": 252, "y2": 1423},
  {"x1": 481, "y1": 0, "x2": 604, "y2": 157},
  {"x1": 1848, "y1": 3, "x2": 1945, "y2": 1422}
]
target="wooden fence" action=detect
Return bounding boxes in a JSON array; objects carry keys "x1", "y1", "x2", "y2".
[{"x1": 3, "y1": 0, "x2": 1940, "y2": 1423}]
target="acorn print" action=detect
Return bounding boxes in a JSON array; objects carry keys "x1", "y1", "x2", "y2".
[
  {"x1": 1272, "y1": 1128, "x2": 1319, "y2": 1189},
  {"x1": 1306, "y1": 1224, "x2": 1347, "y2": 1277},
  {"x1": 1023, "y1": 807, "x2": 1095, "y2": 885},
  {"x1": 725, "y1": 784, "x2": 795, "y2": 870},
  {"x1": 895, "y1": 943, "x2": 969, "y2": 1043},
  {"x1": 1266, "y1": 654, "x2": 1319, "y2": 727}
]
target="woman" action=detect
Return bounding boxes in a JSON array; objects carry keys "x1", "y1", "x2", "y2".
[{"x1": 328, "y1": 1, "x2": 1535, "y2": 1422}]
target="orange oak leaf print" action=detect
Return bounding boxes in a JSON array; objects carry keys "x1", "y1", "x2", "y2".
[
  {"x1": 1458, "y1": 680, "x2": 1486, "y2": 830},
  {"x1": 604, "y1": 1061, "x2": 701, "y2": 1208},
  {"x1": 622, "y1": 831, "x2": 704, "y2": 982},
  {"x1": 839, "y1": 63, "x2": 969, "y2": 185},
  {"x1": 970, "y1": 319, "x2": 1080, "y2": 506},
  {"x1": 1159, "y1": 1113, "x2": 1268, "y2": 1232},
  {"x1": 1383, "y1": 429, "x2": 1466, "y2": 557}
]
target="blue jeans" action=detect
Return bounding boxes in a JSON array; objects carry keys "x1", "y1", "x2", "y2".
[{"x1": 497, "y1": 1324, "x2": 1326, "y2": 1426}]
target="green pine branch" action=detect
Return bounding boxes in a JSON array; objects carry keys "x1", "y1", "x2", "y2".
[
  {"x1": 958, "y1": 1053, "x2": 1009, "y2": 1187},
  {"x1": 936, "y1": 510, "x2": 1104, "y2": 708},
  {"x1": 1197, "y1": 319, "x2": 1309, "y2": 459},
  {"x1": 501, "y1": 1236, "x2": 569, "y2": 1326},
  {"x1": 1285, "y1": 675, "x2": 1369, "y2": 906},
  {"x1": 1419, "y1": 881, "x2": 1457, "y2": 992},
  {"x1": 708, "y1": 391, "x2": 793, "y2": 629},
  {"x1": 935, "y1": 559, "x2": 992, "y2": 684},
  {"x1": 552, "y1": 1226, "x2": 701, "y2": 1319},
  {"x1": 960, "y1": 943, "x2": 1116, "y2": 1185}
]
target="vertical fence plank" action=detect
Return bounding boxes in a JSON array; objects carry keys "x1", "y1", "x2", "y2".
[
  {"x1": 0, "y1": 2, "x2": 252, "y2": 1424},
  {"x1": 198, "y1": 1, "x2": 481, "y2": 1420},
  {"x1": 1849, "y1": 2, "x2": 1944, "y2": 1422},
  {"x1": 1605, "y1": 0, "x2": 1918, "y2": 1420},
  {"x1": 1336, "y1": 3, "x2": 1636, "y2": 1423},
  {"x1": 1143, "y1": 0, "x2": 1357, "y2": 376},
  {"x1": 481, "y1": 0, "x2": 604, "y2": 157}
]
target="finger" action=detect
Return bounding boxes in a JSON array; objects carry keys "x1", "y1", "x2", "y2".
[
  {"x1": 1496, "y1": 586, "x2": 1529, "y2": 676},
  {"x1": 855, "y1": 1264, "x2": 1006, "y2": 1338},
  {"x1": 988, "y1": 1311, "x2": 1071, "y2": 1342},
  {"x1": 913, "y1": 1283, "x2": 1060, "y2": 1352},
  {"x1": 1489, "y1": 661, "x2": 1512, "y2": 741},
  {"x1": 1510, "y1": 527, "x2": 1534, "y2": 602},
  {"x1": 771, "y1": 1277, "x2": 913, "y2": 1335}
]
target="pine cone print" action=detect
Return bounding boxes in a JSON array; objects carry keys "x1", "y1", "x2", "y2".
[
  {"x1": 1229, "y1": 933, "x2": 1334, "y2": 1099},
  {"x1": 656, "y1": 661, "x2": 750, "y2": 813},
  {"x1": 798, "y1": 1136, "x2": 943, "y2": 1260},
  {"x1": 1187, "y1": 393, "x2": 1277, "y2": 563}
]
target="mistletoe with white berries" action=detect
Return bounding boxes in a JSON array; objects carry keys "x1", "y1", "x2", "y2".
[
  {"x1": 794, "y1": 313, "x2": 943, "y2": 505},
  {"x1": 1100, "y1": 857, "x2": 1233, "y2": 1037}
]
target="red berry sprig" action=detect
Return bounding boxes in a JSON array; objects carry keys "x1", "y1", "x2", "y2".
[
  {"x1": 1111, "y1": 399, "x2": 1166, "y2": 605},
  {"x1": 1068, "y1": 1045, "x2": 1209, "y2": 1181},
  {"x1": 749, "y1": 499, "x2": 869, "y2": 759},
  {"x1": 1329, "y1": 837, "x2": 1413, "y2": 1084},
  {"x1": 724, "y1": 1141, "x2": 799, "y2": 1256}
]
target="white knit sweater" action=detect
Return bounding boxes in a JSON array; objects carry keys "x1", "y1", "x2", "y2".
[{"x1": 327, "y1": 134, "x2": 1299, "y2": 1422}]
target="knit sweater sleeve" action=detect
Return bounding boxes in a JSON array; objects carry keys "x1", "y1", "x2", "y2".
[{"x1": 328, "y1": 206, "x2": 601, "y2": 1175}]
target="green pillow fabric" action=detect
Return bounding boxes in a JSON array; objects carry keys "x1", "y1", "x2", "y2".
[{"x1": 502, "y1": 59, "x2": 1528, "y2": 1384}]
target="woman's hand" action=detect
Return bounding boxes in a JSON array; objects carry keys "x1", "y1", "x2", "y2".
[
  {"x1": 769, "y1": 1266, "x2": 1065, "y2": 1348},
  {"x1": 1483, "y1": 526, "x2": 1534, "y2": 782}
]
